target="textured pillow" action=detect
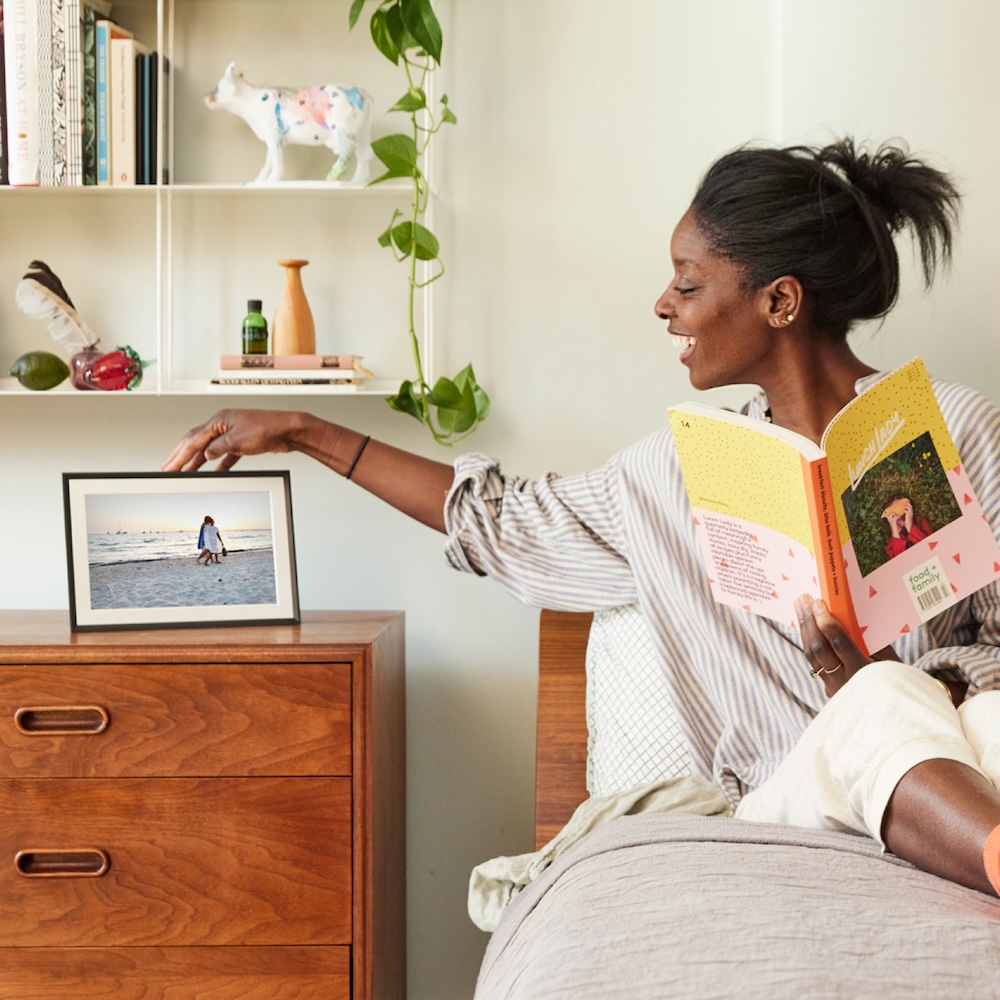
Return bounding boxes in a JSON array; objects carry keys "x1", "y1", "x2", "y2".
[{"x1": 586, "y1": 605, "x2": 692, "y2": 796}]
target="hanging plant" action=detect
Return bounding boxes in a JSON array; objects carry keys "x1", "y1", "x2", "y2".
[{"x1": 349, "y1": 0, "x2": 490, "y2": 444}]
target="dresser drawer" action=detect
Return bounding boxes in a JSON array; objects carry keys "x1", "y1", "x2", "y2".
[
  {"x1": 0, "y1": 662, "x2": 352, "y2": 777},
  {"x1": 0, "y1": 946, "x2": 351, "y2": 1000},
  {"x1": 0, "y1": 777, "x2": 352, "y2": 947}
]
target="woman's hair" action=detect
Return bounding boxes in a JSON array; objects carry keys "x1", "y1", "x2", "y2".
[{"x1": 690, "y1": 138, "x2": 961, "y2": 338}]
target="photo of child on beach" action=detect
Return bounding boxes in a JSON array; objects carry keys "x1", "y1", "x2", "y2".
[{"x1": 84, "y1": 490, "x2": 278, "y2": 610}]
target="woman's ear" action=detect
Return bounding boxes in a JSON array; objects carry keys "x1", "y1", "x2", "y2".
[{"x1": 763, "y1": 276, "x2": 804, "y2": 329}]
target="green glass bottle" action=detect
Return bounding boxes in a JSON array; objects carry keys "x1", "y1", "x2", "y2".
[{"x1": 242, "y1": 299, "x2": 269, "y2": 355}]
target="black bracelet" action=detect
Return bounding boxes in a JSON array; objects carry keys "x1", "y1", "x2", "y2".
[{"x1": 345, "y1": 435, "x2": 371, "y2": 480}]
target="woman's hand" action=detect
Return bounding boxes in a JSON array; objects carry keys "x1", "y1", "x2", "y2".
[
  {"x1": 794, "y1": 594, "x2": 896, "y2": 697},
  {"x1": 162, "y1": 409, "x2": 305, "y2": 472}
]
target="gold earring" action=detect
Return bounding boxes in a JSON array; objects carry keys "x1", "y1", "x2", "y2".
[{"x1": 786, "y1": 313, "x2": 795, "y2": 324}]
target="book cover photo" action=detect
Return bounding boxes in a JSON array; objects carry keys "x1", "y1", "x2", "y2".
[{"x1": 668, "y1": 357, "x2": 1000, "y2": 655}]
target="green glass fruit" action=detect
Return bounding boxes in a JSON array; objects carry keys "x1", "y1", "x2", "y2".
[{"x1": 10, "y1": 351, "x2": 71, "y2": 391}]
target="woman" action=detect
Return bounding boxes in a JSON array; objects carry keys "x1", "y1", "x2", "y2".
[
  {"x1": 196, "y1": 515, "x2": 225, "y2": 565},
  {"x1": 163, "y1": 138, "x2": 1000, "y2": 898}
]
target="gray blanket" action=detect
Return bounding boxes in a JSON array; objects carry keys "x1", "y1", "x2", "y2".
[{"x1": 475, "y1": 813, "x2": 1000, "y2": 999}]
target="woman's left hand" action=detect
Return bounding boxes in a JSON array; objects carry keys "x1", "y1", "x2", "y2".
[{"x1": 794, "y1": 595, "x2": 897, "y2": 697}]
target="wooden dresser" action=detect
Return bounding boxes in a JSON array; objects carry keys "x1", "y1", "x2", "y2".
[{"x1": 0, "y1": 610, "x2": 405, "y2": 1000}]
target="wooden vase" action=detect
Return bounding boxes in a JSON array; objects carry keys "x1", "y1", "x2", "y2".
[{"x1": 272, "y1": 259, "x2": 316, "y2": 355}]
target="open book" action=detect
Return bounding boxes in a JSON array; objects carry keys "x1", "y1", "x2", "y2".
[{"x1": 667, "y1": 357, "x2": 1000, "y2": 654}]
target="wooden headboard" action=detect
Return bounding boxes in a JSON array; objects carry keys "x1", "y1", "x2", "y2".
[{"x1": 533, "y1": 609, "x2": 593, "y2": 850}]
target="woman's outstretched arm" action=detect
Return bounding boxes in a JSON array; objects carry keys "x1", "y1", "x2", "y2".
[{"x1": 162, "y1": 409, "x2": 455, "y2": 533}]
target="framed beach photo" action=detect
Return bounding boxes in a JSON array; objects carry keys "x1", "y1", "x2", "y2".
[{"x1": 62, "y1": 471, "x2": 300, "y2": 632}]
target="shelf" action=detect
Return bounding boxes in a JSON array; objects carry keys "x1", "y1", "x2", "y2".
[
  {"x1": 0, "y1": 377, "x2": 402, "y2": 397},
  {"x1": 0, "y1": 0, "x2": 437, "y2": 401}
]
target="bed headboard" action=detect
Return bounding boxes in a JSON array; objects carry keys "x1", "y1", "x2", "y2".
[{"x1": 534, "y1": 609, "x2": 593, "y2": 850}]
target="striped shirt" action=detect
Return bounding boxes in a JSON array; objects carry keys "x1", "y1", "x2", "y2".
[{"x1": 444, "y1": 373, "x2": 1000, "y2": 805}]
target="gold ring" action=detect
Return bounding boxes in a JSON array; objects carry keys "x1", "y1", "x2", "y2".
[{"x1": 810, "y1": 662, "x2": 844, "y2": 678}]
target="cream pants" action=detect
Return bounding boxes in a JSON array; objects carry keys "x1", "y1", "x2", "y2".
[{"x1": 734, "y1": 661, "x2": 1000, "y2": 846}]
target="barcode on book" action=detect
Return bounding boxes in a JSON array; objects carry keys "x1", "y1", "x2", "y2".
[
  {"x1": 905, "y1": 555, "x2": 958, "y2": 622},
  {"x1": 915, "y1": 584, "x2": 948, "y2": 612}
]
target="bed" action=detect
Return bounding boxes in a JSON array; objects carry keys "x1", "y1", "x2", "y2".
[{"x1": 474, "y1": 609, "x2": 1000, "y2": 999}]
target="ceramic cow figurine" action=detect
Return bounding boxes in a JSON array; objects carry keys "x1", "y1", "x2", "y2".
[{"x1": 205, "y1": 63, "x2": 374, "y2": 184}]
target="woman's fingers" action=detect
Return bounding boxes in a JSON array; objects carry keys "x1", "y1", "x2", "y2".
[
  {"x1": 795, "y1": 595, "x2": 872, "y2": 697},
  {"x1": 162, "y1": 410, "x2": 284, "y2": 472}
]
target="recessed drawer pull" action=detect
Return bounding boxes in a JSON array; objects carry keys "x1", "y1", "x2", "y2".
[
  {"x1": 14, "y1": 705, "x2": 110, "y2": 736},
  {"x1": 15, "y1": 849, "x2": 110, "y2": 878}
]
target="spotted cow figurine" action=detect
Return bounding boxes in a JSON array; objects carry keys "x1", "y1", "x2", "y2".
[{"x1": 205, "y1": 62, "x2": 374, "y2": 184}]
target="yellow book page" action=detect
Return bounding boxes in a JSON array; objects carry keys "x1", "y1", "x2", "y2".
[
  {"x1": 822, "y1": 357, "x2": 959, "y2": 546},
  {"x1": 668, "y1": 409, "x2": 815, "y2": 552}
]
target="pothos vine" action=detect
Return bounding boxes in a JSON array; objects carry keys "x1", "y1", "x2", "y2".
[{"x1": 349, "y1": 0, "x2": 490, "y2": 444}]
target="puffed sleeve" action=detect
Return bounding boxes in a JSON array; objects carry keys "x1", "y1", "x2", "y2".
[{"x1": 442, "y1": 451, "x2": 640, "y2": 611}]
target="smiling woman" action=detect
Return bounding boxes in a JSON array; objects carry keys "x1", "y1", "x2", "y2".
[{"x1": 163, "y1": 137, "x2": 1000, "y2": 906}]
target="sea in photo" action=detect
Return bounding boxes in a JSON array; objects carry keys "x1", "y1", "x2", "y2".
[{"x1": 83, "y1": 490, "x2": 279, "y2": 610}]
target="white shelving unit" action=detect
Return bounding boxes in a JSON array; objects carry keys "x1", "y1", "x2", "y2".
[{"x1": 0, "y1": 0, "x2": 437, "y2": 397}]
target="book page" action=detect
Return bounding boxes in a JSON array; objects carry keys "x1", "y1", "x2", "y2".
[{"x1": 668, "y1": 407, "x2": 820, "y2": 631}]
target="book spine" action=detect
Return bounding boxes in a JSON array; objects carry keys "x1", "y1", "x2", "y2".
[
  {"x1": 36, "y1": 0, "x2": 55, "y2": 184},
  {"x1": 801, "y1": 454, "x2": 865, "y2": 652},
  {"x1": 219, "y1": 353, "x2": 361, "y2": 370},
  {"x1": 63, "y1": 0, "x2": 83, "y2": 185},
  {"x1": 158, "y1": 54, "x2": 168, "y2": 184},
  {"x1": 81, "y1": 4, "x2": 96, "y2": 183},
  {"x1": 95, "y1": 19, "x2": 110, "y2": 184},
  {"x1": 3, "y1": 0, "x2": 40, "y2": 186},
  {"x1": 135, "y1": 50, "x2": 145, "y2": 184},
  {"x1": 51, "y1": 0, "x2": 69, "y2": 185},
  {"x1": 141, "y1": 50, "x2": 156, "y2": 185},
  {"x1": 110, "y1": 36, "x2": 139, "y2": 184},
  {"x1": 211, "y1": 378, "x2": 361, "y2": 388},
  {"x1": 217, "y1": 370, "x2": 362, "y2": 381},
  {"x1": 0, "y1": 1, "x2": 8, "y2": 185}
]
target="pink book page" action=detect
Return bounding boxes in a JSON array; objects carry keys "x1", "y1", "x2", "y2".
[
  {"x1": 690, "y1": 507, "x2": 820, "y2": 634},
  {"x1": 843, "y1": 463, "x2": 1000, "y2": 651}
]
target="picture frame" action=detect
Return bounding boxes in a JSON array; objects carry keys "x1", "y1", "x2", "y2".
[{"x1": 62, "y1": 471, "x2": 300, "y2": 632}]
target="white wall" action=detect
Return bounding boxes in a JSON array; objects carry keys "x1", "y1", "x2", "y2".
[{"x1": 2, "y1": 2, "x2": 999, "y2": 996}]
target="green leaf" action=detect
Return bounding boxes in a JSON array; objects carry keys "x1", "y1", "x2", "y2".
[
  {"x1": 441, "y1": 105, "x2": 457, "y2": 125},
  {"x1": 384, "y1": 3, "x2": 418, "y2": 54},
  {"x1": 389, "y1": 87, "x2": 427, "y2": 113},
  {"x1": 429, "y1": 376, "x2": 478, "y2": 434},
  {"x1": 372, "y1": 134, "x2": 418, "y2": 174},
  {"x1": 453, "y1": 364, "x2": 491, "y2": 420},
  {"x1": 387, "y1": 380, "x2": 425, "y2": 421},
  {"x1": 348, "y1": 0, "x2": 367, "y2": 30},
  {"x1": 386, "y1": 221, "x2": 439, "y2": 260},
  {"x1": 369, "y1": 7, "x2": 401, "y2": 64},
  {"x1": 400, "y1": 0, "x2": 442, "y2": 63}
]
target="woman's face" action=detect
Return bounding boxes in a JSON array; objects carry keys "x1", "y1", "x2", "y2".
[{"x1": 654, "y1": 208, "x2": 777, "y2": 391}]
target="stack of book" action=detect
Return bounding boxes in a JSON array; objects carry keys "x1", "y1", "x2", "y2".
[
  {"x1": 212, "y1": 355, "x2": 373, "y2": 389},
  {"x1": 1, "y1": 0, "x2": 165, "y2": 187}
]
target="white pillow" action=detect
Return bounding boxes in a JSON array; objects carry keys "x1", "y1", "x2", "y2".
[{"x1": 586, "y1": 605, "x2": 691, "y2": 796}]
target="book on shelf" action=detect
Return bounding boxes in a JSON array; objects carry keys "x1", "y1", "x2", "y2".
[
  {"x1": 110, "y1": 33, "x2": 148, "y2": 184},
  {"x1": 219, "y1": 353, "x2": 367, "y2": 371},
  {"x1": 211, "y1": 377, "x2": 364, "y2": 390},
  {"x1": 667, "y1": 356, "x2": 1000, "y2": 655},
  {"x1": 65, "y1": 0, "x2": 109, "y2": 185},
  {"x1": 137, "y1": 49, "x2": 152, "y2": 183},
  {"x1": 216, "y1": 369, "x2": 365, "y2": 382},
  {"x1": 36, "y1": 0, "x2": 56, "y2": 184},
  {"x1": 0, "y1": 0, "x2": 8, "y2": 185},
  {"x1": 3, "y1": 0, "x2": 41, "y2": 185},
  {"x1": 95, "y1": 17, "x2": 130, "y2": 185}
]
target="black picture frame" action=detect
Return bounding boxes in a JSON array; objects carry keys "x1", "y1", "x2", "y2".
[{"x1": 62, "y1": 471, "x2": 300, "y2": 632}]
